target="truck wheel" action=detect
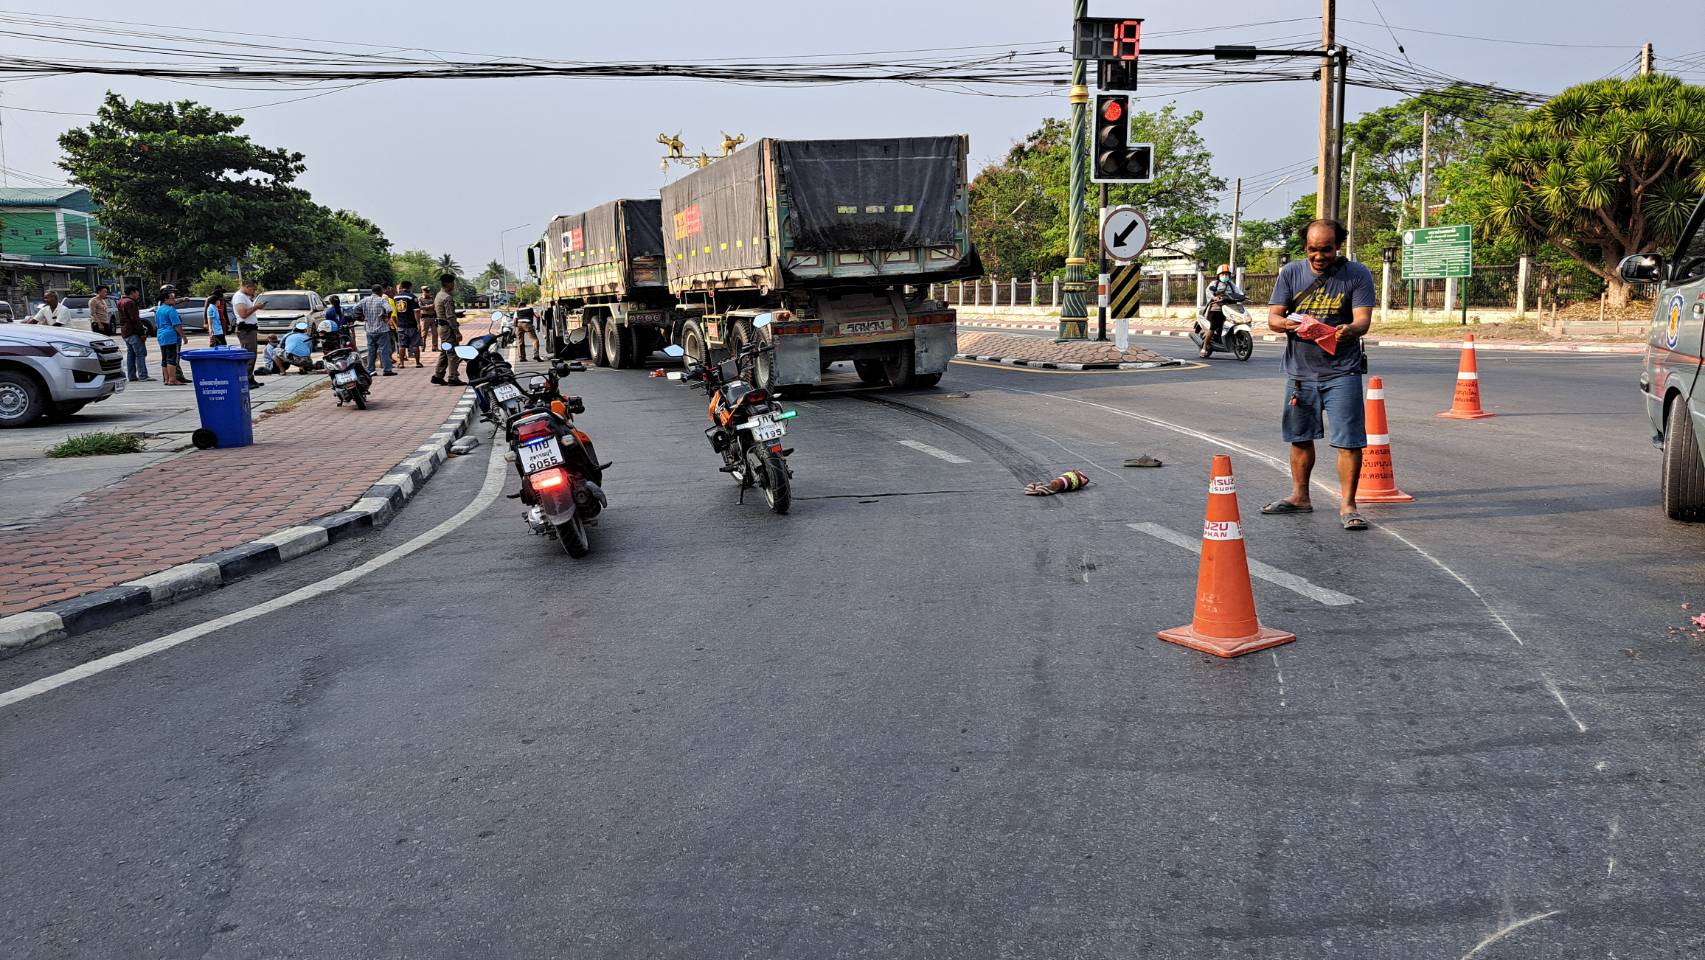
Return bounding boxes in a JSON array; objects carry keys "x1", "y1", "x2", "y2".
[
  {"x1": 854, "y1": 359, "x2": 887, "y2": 386},
  {"x1": 682, "y1": 321, "x2": 709, "y2": 366},
  {"x1": 606, "y1": 321, "x2": 634, "y2": 369},
  {"x1": 0, "y1": 370, "x2": 45, "y2": 427},
  {"x1": 909, "y1": 372, "x2": 943, "y2": 388},
  {"x1": 586, "y1": 316, "x2": 608, "y2": 367},
  {"x1": 880, "y1": 344, "x2": 918, "y2": 388},
  {"x1": 545, "y1": 308, "x2": 564, "y2": 357},
  {"x1": 1663, "y1": 397, "x2": 1705, "y2": 521}
]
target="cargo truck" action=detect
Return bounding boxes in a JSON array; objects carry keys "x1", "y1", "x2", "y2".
[
  {"x1": 528, "y1": 199, "x2": 675, "y2": 368},
  {"x1": 660, "y1": 135, "x2": 979, "y2": 389}
]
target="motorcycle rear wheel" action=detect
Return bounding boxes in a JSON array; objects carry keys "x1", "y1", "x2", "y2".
[
  {"x1": 762, "y1": 451, "x2": 792, "y2": 515},
  {"x1": 556, "y1": 515, "x2": 590, "y2": 558}
]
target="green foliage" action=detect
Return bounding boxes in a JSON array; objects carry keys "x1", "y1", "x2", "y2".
[
  {"x1": 57, "y1": 94, "x2": 309, "y2": 285},
  {"x1": 515, "y1": 281, "x2": 540, "y2": 305},
  {"x1": 45, "y1": 431, "x2": 145, "y2": 458},
  {"x1": 473, "y1": 258, "x2": 518, "y2": 293},
  {"x1": 967, "y1": 105, "x2": 1226, "y2": 277},
  {"x1": 66, "y1": 279, "x2": 92, "y2": 297},
  {"x1": 436, "y1": 253, "x2": 462, "y2": 277},
  {"x1": 392, "y1": 249, "x2": 441, "y2": 293},
  {"x1": 1479, "y1": 74, "x2": 1705, "y2": 301},
  {"x1": 292, "y1": 269, "x2": 329, "y2": 294},
  {"x1": 187, "y1": 268, "x2": 235, "y2": 297}
]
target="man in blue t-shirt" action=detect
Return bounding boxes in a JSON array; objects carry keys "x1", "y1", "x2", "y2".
[
  {"x1": 1261, "y1": 218, "x2": 1377, "y2": 531},
  {"x1": 154, "y1": 287, "x2": 188, "y2": 386}
]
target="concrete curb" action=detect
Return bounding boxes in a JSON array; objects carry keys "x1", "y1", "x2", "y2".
[
  {"x1": 955, "y1": 353, "x2": 1189, "y2": 372},
  {"x1": 0, "y1": 389, "x2": 479, "y2": 659},
  {"x1": 960, "y1": 320, "x2": 1646, "y2": 355}
]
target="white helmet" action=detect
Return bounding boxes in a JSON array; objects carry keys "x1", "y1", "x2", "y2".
[
  {"x1": 316, "y1": 318, "x2": 337, "y2": 334},
  {"x1": 293, "y1": 320, "x2": 311, "y2": 332}
]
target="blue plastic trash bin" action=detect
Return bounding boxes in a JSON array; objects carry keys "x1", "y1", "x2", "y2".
[{"x1": 181, "y1": 346, "x2": 256, "y2": 449}]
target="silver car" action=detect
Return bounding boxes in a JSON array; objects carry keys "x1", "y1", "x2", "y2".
[{"x1": 1626, "y1": 194, "x2": 1705, "y2": 520}]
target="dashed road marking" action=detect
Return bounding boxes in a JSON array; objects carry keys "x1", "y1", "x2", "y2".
[
  {"x1": 897, "y1": 439, "x2": 971, "y2": 464},
  {"x1": 1127, "y1": 522, "x2": 1360, "y2": 606}
]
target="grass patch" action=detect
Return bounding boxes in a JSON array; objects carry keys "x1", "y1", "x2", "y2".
[
  {"x1": 259, "y1": 380, "x2": 328, "y2": 420},
  {"x1": 45, "y1": 431, "x2": 146, "y2": 458},
  {"x1": 1370, "y1": 317, "x2": 1551, "y2": 340}
]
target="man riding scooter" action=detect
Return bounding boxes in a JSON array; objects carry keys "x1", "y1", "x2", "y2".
[{"x1": 1200, "y1": 264, "x2": 1246, "y2": 358}]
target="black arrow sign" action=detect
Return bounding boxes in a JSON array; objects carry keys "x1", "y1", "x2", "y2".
[{"x1": 1113, "y1": 219, "x2": 1139, "y2": 247}]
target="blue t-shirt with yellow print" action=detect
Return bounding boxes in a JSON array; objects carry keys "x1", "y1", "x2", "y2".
[{"x1": 1270, "y1": 258, "x2": 1376, "y2": 381}]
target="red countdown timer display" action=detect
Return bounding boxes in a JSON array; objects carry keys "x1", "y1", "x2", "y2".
[{"x1": 1073, "y1": 17, "x2": 1144, "y2": 62}]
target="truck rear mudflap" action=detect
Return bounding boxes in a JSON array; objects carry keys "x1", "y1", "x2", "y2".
[{"x1": 768, "y1": 304, "x2": 956, "y2": 385}]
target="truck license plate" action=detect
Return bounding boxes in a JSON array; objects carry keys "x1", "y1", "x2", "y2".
[
  {"x1": 519, "y1": 437, "x2": 564, "y2": 473},
  {"x1": 839, "y1": 319, "x2": 895, "y2": 336}
]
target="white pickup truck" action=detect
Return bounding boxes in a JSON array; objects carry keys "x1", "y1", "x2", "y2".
[{"x1": 0, "y1": 321, "x2": 125, "y2": 427}]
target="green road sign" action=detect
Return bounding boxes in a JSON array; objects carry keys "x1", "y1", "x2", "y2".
[{"x1": 1402, "y1": 225, "x2": 1472, "y2": 280}]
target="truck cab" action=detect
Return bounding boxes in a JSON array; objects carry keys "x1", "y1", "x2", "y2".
[{"x1": 1627, "y1": 193, "x2": 1705, "y2": 520}]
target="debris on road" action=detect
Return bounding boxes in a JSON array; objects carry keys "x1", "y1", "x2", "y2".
[
  {"x1": 450, "y1": 436, "x2": 481, "y2": 455},
  {"x1": 1123, "y1": 455, "x2": 1163, "y2": 468},
  {"x1": 1025, "y1": 469, "x2": 1092, "y2": 496}
]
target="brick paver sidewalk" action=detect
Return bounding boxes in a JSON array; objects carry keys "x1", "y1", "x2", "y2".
[
  {"x1": 958, "y1": 331, "x2": 1174, "y2": 366},
  {"x1": 0, "y1": 375, "x2": 467, "y2": 617}
]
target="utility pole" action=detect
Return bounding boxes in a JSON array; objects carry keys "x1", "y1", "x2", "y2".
[
  {"x1": 1419, "y1": 110, "x2": 1430, "y2": 229},
  {"x1": 1345, "y1": 152, "x2": 1357, "y2": 259},
  {"x1": 1096, "y1": 181, "x2": 1108, "y2": 341},
  {"x1": 1333, "y1": 49, "x2": 1347, "y2": 219},
  {"x1": 1315, "y1": 0, "x2": 1337, "y2": 220},
  {"x1": 1228, "y1": 177, "x2": 1242, "y2": 268},
  {"x1": 1640, "y1": 42, "x2": 1654, "y2": 76},
  {"x1": 1060, "y1": 0, "x2": 1089, "y2": 341}
]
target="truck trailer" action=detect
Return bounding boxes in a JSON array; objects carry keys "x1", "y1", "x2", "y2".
[
  {"x1": 660, "y1": 135, "x2": 979, "y2": 389},
  {"x1": 529, "y1": 198, "x2": 675, "y2": 368}
]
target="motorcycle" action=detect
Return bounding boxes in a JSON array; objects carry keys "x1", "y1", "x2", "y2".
[
  {"x1": 455, "y1": 336, "x2": 607, "y2": 557},
  {"x1": 1192, "y1": 296, "x2": 1256, "y2": 361},
  {"x1": 652, "y1": 312, "x2": 796, "y2": 515},
  {"x1": 322, "y1": 320, "x2": 371, "y2": 409}
]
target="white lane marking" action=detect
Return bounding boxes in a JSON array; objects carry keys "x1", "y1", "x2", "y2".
[
  {"x1": 1128, "y1": 522, "x2": 1359, "y2": 606},
  {"x1": 1271, "y1": 651, "x2": 1286, "y2": 708},
  {"x1": 1033, "y1": 431, "x2": 1131, "y2": 485},
  {"x1": 897, "y1": 438, "x2": 970, "y2": 464},
  {"x1": 1001, "y1": 385, "x2": 1585, "y2": 732},
  {"x1": 1541, "y1": 673, "x2": 1589, "y2": 733},
  {"x1": 1459, "y1": 910, "x2": 1562, "y2": 959},
  {"x1": 1607, "y1": 815, "x2": 1620, "y2": 877},
  {"x1": 0, "y1": 445, "x2": 510, "y2": 712}
]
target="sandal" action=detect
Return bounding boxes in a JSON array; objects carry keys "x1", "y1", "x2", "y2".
[
  {"x1": 1123, "y1": 455, "x2": 1163, "y2": 468},
  {"x1": 1261, "y1": 500, "x2": 1313, "y2": 515},
  {"x1": 1341, "y1": 511, "x2": 1369, "y2": 531}
]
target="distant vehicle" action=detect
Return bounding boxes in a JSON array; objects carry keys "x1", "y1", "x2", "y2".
[
  {"x1": 251, "y1": 290, "x2": 325, "y2": 333},
  {"x1": 0, "y1": 301, "x2": 12, "y2": 322},
  {"x1": 0, "y1": 323, "x2": 124, "y2": 427},
  {"x1": 1626, "y1": 193, "x2": 1705, "y2": 520},
  {"x1": 141, "y1": 297, "x2": 211, "y2": 334}
]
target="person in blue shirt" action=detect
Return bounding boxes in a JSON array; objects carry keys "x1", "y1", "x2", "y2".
[
  {"x1": 154, "y1": 287, "x2": 188, "y2": 386},
  {"x1": 205, "y1": 287, "x2": 228, "y2": 347},
  {"x1": 281, "y1": 321, "x2": 316, "y2": 374}
]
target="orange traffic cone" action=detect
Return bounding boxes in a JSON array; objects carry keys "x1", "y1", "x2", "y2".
[
  {"x1": 1438, "y1": 333, "x2": 1494, "y2": 419},
  {"x1": 1356, "y1": 376, "x2": 1414, "y2": 503},
  {"x1": 1158, "y1": 455, "x2": 1296, "y2": 658}
]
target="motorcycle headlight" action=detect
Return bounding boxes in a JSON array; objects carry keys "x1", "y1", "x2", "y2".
[
  {"x1": 527, "y1": 375, "x2": 548, "y2": 392},
  {"x1": 51, "y1": 341, "x2": 94, "y2": 358}
]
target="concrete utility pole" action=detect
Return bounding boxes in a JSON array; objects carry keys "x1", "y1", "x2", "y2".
[
  {"x1": 1315, "y1": 0, "x2": 1337, "y2": 220},
  {"x1": 1060, "y1": 0, "x2": 1089, "y2": 340},
  {"x1": 1641, "y1": 42, "x2": 1654, "y2": 76},
  {"x1": 1229, "y1": 177, "x2": 1242, "y2": 268},
  {"x1": 1345, "y1": 152, "x2": 1357, "y2": 259},
  {"x1": 1419, "y1": 110, "x2": 1430, "y2": 229}
]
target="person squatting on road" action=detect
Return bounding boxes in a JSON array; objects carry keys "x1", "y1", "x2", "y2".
[
  {"x1": 1262, "y1": 218, "x2": 1376, "y2": 532},
  {"x1": 1202, "y1": 264, "x2": 1245, "y2": 358},
  {"x1": 360, "y1": 284, "x2": 397, "y2": 376},
  {"x1": 431, "y1": 273, "x2": 465, "y2": 386}
]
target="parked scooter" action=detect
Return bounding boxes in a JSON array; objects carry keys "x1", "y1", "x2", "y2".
[
  {"x1": 323, "y1": 325, "x2": 372, "y2": 409},
  {"x1": 652, "y1": 312, "x2": 796, "y2": 514},
  {"x1": 1192, "y1": 297, "x2": 1256, "y2": 361}
]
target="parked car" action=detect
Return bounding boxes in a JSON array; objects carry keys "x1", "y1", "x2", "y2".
[
  {"x1": 0, "y1": 301, "x2": 14, "y2": 322},
  {"x1": 251, "y1": 289, "x2": 325, "y2": 333},
  {"x1": 0, "y1": 323, "x2": 124, "y2": 426},
  {"x1": 58, "y1": 293, "x2": 120, "y2": 331},
  {"x1": 1626, "y1": 193, "x2": 1705, "y2": 520},
  {"x1": 139, "y1": 297, "x2": 211, "y2": 335}
]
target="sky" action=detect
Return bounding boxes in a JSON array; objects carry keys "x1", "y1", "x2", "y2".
[{"x1": 0, "y1": 0, "x2": 1699, "y2": 277}]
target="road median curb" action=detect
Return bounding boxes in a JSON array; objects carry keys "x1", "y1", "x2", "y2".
[
  {"x1": 0, "y1": 389, "x2": 478, "y2": 659},
  {"x1": 955, "y1": 352, "x2": 1189, "y2": 371}
]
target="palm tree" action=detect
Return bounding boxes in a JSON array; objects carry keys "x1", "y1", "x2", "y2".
[{"x1": 436, "y1": 253, "x2": 461, "y2": 277}]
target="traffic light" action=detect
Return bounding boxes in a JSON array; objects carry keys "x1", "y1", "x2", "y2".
[
  {"x1": 1092, "y1": 94, "x2": 1154, "y2": 184},
  {"x1": 1097, "y1": 59, "x2": 1138, "y2": 93}
]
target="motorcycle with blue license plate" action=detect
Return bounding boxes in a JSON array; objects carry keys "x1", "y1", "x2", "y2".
[{"x1": 652, "y1": 312, "x2": 796, "y2": 515}]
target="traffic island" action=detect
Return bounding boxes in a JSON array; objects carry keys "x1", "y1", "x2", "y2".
[{"x1": 955, "y1": 331, "x2": 1189, "y2": 371}]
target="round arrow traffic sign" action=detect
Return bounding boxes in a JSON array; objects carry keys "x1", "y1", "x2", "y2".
[{"x1": 1100, "y1": 206, "x2": 1149, "y2": 263}]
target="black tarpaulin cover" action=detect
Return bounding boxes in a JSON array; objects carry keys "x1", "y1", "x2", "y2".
[
  {"x1": 624, "y1": 199, "x2": 664, "y2": 258},
  {"x1": 777, "y1": 137, "x2": 961, "y2": 252}
]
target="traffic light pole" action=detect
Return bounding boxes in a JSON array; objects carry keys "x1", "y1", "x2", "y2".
[
  {"x1": 1097, "y1": 182, "x2": 1108, "y2": 342},
  {"x1": 1060, "y1": 0, "x2": 1089, "y2": 342}
]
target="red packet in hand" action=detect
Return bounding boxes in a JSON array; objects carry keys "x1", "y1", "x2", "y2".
[{"x1": 1292, "y1": 314, "x2": 1340, "y2": 355}]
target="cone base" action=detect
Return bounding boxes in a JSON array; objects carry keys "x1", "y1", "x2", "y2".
[
  {"x1": 1158, "y1": 622, "x2": 1296, "y2": 658},
  {"x1": 1437, "y1": 409, "x2": 1495, "y2": 420},
  {"x1": 1357, "y1": 489, "x2": 1415, "y2": 503}
]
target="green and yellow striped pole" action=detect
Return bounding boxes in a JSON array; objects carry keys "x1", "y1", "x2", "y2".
[{"x1": 1059, "y1": 0, "x2": 1089, "y2": 341}]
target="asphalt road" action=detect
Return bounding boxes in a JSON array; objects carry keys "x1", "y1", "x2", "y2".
[{"x1": 4, "y1": 336, "x2": 1703, "y2": 959}]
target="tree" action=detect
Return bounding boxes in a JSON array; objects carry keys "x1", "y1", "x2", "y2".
[
  {"x1": 436, "y1": 253, "x2": 462, "y2": 277},
  {"x1": 967, "y1": 105, "x2": 1226, "y2": 278},
  {"x1": 1481, "y1": 74, "x2": 1705, "y2": 306},
  {"x1": 187, "y1": 268, "x2": 235, "y2": 297},
  {"x1": 392, "y1": 249, "x2": 441, "y2": 293},
  {"x1": 473, "y1": 258, "x2": 519, "y2": 293},
  {"x1": 57, "y1": 94, "x2": 309, "y2": 285},
  {"x1": 515, "y1": 281, "x2": 540, "y2": 305}
]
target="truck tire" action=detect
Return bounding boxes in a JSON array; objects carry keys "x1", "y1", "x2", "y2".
[
  {"x1": 682, "y1": 320, "x2": 709, "y2": 367},
  {"x1": 586, "y1": 316, "x2": 608, "y2": 367},
  {"x1": 880, "y1": 344, "x2": 918, "y2": 389},
  {"x1": 854, "y1": 359, "x2": 887, "y2": 386},
  {"x1": 545, "y1": 307, "x2": 564, "y2": 357},
  {"x1": 0, "y1": 370, "x2": 45, "y2": 427},
  {"x1": 909, "y1": 372, "x2": 943, "y2": 388},
  {"x1": 1663, "y1": 397, "x2": 1705, "y2": 522},
  {"x1": 605, "y1": 320, "x2": 634, "y2": 369}
]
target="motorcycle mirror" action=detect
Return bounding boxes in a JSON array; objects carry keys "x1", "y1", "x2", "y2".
[
  {"x1": 752, "y1": 312, "x2": 773, "y2": 329},
  {"x1": 662, "y1": 344, "x2": 686, "y2": 358},
  {"x1": 491, "y1": 311, "x2": 504, "y2": 324},
  {"x1": 568, "y1": 329, "x2": 588, "y2": 345},
  {"x1": 439, "y1": 342, "x2": 453, "y2": 350},
  {"x1": 454, "y1": 345, "x2": 480, "y2": 360}
]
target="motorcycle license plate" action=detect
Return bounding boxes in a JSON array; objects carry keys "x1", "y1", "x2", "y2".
[
  {"x1": 334, "y1": 371, "x2": 357, "y2": 385},
  {"x1": 494, "y1": 383, "x2": 522, "y2": 402},
  {"x1": 745, "y1": 415, "x2": 785, "y2": 443},
  {"x1": 519, "y1": 436, "x2": 564, "y2": 473}
]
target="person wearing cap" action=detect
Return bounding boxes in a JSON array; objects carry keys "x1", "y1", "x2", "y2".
[{"x1": 154, "y1": 287, "x2": 188, "y2": 386}]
